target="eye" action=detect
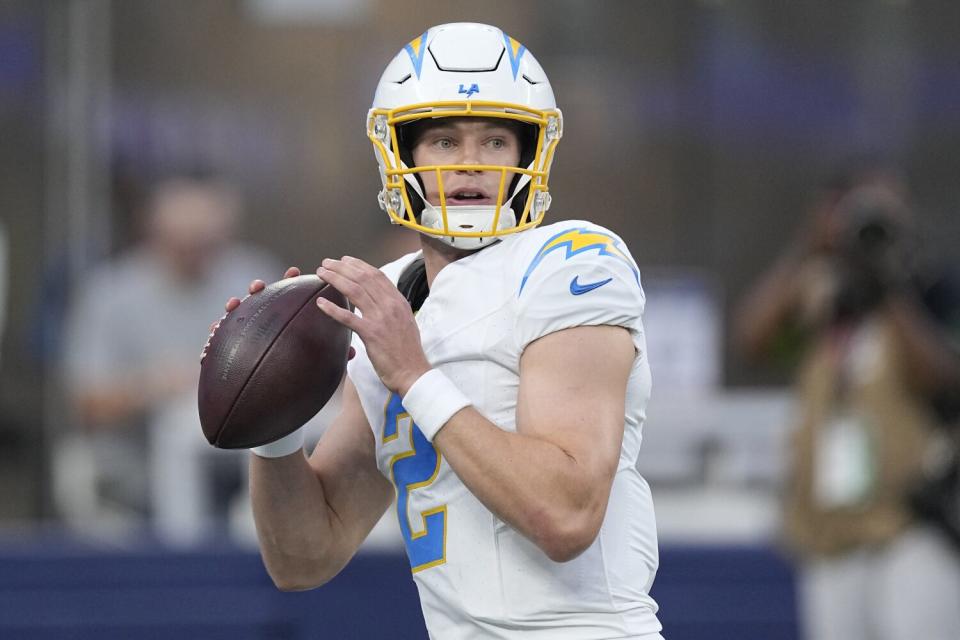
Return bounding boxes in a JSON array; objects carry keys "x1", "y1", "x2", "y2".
[
  {"x1": 487, "y1": 137, "x2": 506, "y2": 150},
  {"x1": 434, "y1": 137, "x2": 454, "y2": 150}
]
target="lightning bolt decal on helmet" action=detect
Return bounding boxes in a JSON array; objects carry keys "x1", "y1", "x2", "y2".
[{"x1": 367, "y1": 23, "x2": 563, "y2": 250}]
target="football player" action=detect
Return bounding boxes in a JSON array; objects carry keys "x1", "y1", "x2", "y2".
[{"x1": 233, "y1": 23, "x2": 663, "y2": 639}]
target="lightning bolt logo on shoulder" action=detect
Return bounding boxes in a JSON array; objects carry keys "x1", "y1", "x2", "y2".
[{"x1": 519, "y1": 228, "x2": 640, "y2": 295}]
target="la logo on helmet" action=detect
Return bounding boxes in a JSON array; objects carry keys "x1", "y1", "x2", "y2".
[{"x1": 458, "y1": 83, "x2": 480, "y2": 98}]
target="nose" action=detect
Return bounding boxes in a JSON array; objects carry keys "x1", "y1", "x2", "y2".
[{"x1": 454, "y1": 141, "x2": 483, "y2": 174}]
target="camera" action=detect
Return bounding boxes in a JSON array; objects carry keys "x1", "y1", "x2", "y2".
[
  {"x1": 831, "y1": 189, "x2": 912, "y2": 319},
  {"x1": 839, "y1": 204, "x2": 902, "y2": 264}
]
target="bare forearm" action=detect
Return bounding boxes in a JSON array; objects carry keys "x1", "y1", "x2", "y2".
[
  {"x1": 249, "y1": 454, "x2": 349, "y2": 590},
  {"x1": 75, "y1": 366, "x2": 195, "y2": 427},
  {"x1": 76, "y1": 389, "x2": 152, "y2": 427},
  {"x1": 435, "y1": 409, "x2": 609, "y2": 561},
  {"x1": 735, "y1": 248, "x2": 807, "y2": 358}
]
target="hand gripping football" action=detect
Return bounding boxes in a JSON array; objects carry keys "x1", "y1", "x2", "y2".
[{"x1": 198, "y1": 275, "x2": 352, "y2": 449}]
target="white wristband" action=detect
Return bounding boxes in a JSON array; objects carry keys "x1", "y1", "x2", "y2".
[
  {"x1": 251, "y1": 427, "x2": 305, "y2": 458},
  {"x1": 402, "y1": 369, "x2": 471, "y2": 442}
]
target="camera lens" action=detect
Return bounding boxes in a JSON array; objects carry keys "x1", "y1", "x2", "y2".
[{"x1": 857, "y1": 219, "x2": 891, "y2": 252}]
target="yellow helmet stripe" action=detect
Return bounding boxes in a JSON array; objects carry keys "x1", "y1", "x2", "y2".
[
  {"x1": 404, "y1": 31, "x2": 429, "y2": 78},
  {"x1": 503, "y1": 33, "x2": 527, "y2": 80}
]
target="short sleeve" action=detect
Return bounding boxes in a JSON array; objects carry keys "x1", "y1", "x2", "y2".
[{"x1": 514, "y1": 228, "x2": 646, "y2": 351}]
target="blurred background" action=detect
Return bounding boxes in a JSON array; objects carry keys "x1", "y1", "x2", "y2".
[{"x1": 1, "y1": 1, "x2": 959, "y2": 639}]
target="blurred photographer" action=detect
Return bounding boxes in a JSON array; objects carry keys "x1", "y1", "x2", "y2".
[{"x1": 735, "y1": 164, "x2": 960, "y2": 640}]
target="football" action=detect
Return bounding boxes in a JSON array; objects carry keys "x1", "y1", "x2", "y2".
[{"x1": 198, "y1": 274, "x2": 352, "y2": 449}]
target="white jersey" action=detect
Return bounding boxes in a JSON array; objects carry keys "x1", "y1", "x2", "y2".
[{"x1": 347, "y1": 221, "x2": 661, "y2": 639}]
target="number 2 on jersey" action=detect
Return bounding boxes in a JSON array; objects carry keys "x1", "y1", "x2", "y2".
[{"x1": 384, "y1": 393, "x2": 446, "y2": 572}]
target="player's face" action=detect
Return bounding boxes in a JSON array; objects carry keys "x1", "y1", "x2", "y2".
[{"x1": 410, "y1": 118, "x2": 522, "y2": 207}]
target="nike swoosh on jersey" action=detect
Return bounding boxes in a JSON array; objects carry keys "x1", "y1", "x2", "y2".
[{"x1": 569, "y1": 275, "x2": 613, "y2": 295}]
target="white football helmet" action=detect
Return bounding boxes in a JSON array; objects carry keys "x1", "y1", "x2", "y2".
[{"x1": 367, "y1": 23, "x2": 562, "y2": 249}]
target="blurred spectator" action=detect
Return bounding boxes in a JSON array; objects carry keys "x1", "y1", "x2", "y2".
[
  {"x1": 735, "y1": 162, "x2": 960, "y2": 640},
  {"x1": 56, "y1": 174, "x2": 280, "y2": 545}
]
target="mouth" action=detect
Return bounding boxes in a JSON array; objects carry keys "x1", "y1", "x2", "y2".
[{"x1": 446, "y1": 188, "x2": 494, "y2": 206}]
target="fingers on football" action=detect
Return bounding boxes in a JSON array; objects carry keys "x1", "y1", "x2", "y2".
[
  {"x1": 248, "y1": 279, "x2": 266, "y2": 295},
  {"x1": 283, "y1": 266, "x2": 300, "y2": 279},
  {"x1": 317, "y1": 259, "x2": 377, "y2": 310},
  {"x1": 224, "y1": 296, "x2": 241, "y2": 312},
  {"x1": 331, "y1": 256, "x2": 394, "y2": 300},
  {"x1": 316, "y1": 294, "x2": 362, "y2": 332}
]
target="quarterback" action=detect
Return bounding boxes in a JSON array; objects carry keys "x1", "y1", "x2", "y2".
[{"x1": 231, "y1": 23, "x2": 663, "y2": 639}]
